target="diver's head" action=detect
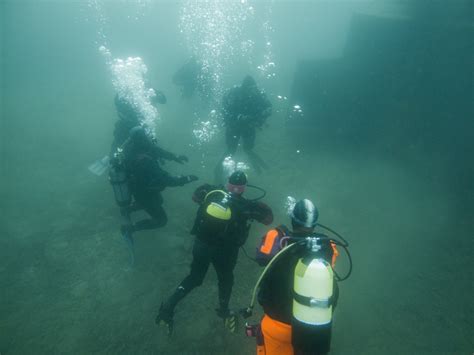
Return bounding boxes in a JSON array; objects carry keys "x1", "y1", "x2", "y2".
[
  {"x1": 115, "y1": 95, "x2": 139, "y2": 122},
  {"x1": 128, "y1": 126, "x2": 150, "y2": 149},
  {"x1": 226, "y1": 170, "x2": 248, "y2": 195},
  {"x1": 242, "y1": 75, "x2": 256, "y2": 89},
  {"x1": 291, "y1": 199, "x2": 319, "y2": 232}
]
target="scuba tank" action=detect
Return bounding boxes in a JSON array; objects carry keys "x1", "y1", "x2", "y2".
[
  {"x1": 204, "y1": 190, "x2": 232, "y2": 221},
  {"x1": 109, "y1": 148, "x2": 131, "y2": 208},
  {"x1": 242, "y1": 232, "x2": 350, "y2": 353},
  {"x1": 292, "y1": 236, "x2": 334, "y2": 354},
  {"x1": 192, "y1": 190, "x2": 232, "y2": 241}
]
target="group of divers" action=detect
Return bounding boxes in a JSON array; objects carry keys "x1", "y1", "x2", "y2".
[{"x1": 98, "y1": 60, "x2": 352, "y2": 355}]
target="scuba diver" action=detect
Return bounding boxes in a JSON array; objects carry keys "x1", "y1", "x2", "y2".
[
  {"x1": 109, "y1": 94, "x2": 197, "y2": 265},
  {"x1": 241, "y1": 199, "x2": 352, "y2": 355},
  {"x1": 155, "y1": 171, "x2": 273, "y2": 336},
  {"x1": 217, "y1": 75, "x2": 272, "y2": 177},
  {"x1": 172, "y1": 57, "x2": 210, "y2": 101}
]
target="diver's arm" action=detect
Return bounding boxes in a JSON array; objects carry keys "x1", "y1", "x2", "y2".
[
  {"x1": 150, "y1": 145, "x2": 177, "y2": 161},
  {"x1": 160, "y1": 171, "x2": 198, "y2": 187},
  {"x1": 150, "y1": 145, "x2": 188, "y2": 164},
  {"x1": 249, "y1": 201, "x2": 273, "y2": 225}
]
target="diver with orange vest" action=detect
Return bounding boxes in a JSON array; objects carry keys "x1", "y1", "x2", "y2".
[
  {"x1": 155, "y1": 171, "x2": 273, "y2": 336},
  {"x1": 241, "y1": 199, "x2": 352, "y2": 355}
]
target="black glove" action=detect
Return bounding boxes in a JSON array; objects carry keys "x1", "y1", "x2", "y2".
[
  {"x1": 186, "y1": 175, "x2": 199, "y2": 183},
  {"x1": 175, "y1": 155, "x2": 189, "y2": 164}
]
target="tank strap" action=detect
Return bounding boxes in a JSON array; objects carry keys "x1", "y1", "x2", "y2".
[{"x1": 293, "y1": 292, "x2": 334, "y2": 308}]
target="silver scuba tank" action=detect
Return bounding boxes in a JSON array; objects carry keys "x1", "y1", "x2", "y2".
[
  {"x1": 109, "y1": 149, "x2": 131, "y2": 208},
  {"x1": 292, "y1": 237, "x2": 334, "y2": 354}
]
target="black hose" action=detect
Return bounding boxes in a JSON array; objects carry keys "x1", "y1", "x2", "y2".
[
  {"x1": 246, "y1": 184, "x2": 266, "y2": 201},
  {"x1": 316, "y1": 222, "x2": 349, "y2": 247},
  {"x1": 333, "y1": 243, "x2": 352, "y2": 282},
  {"x1": 285, "y1": 234, "x2": 353, "y2": 282}
]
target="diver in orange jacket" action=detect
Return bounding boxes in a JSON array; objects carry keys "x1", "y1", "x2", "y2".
[{"x1": 251, "y1": 199, "x2": 340, "y2": 355}]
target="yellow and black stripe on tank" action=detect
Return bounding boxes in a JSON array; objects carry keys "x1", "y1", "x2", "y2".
[{"x1": 204, "y1": 190, "x2": 232, "y2": 221}]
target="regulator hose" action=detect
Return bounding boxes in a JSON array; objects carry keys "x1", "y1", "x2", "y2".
[
  {"x1": 316, "y1": 222, "x2": 349, "y2": 247},
  {"x1": 246, "y1": 184, "x2": 266, "y2": 201}
]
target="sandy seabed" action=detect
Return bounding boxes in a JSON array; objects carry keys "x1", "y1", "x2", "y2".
[{"x1": 1, "y1": 110, "x2": 472, "y2": 355}]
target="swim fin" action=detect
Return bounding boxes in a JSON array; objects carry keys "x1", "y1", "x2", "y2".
[
  {"x1": 224, "y1": 311, "x2": 238, "y2": 333},
  {"x1": 88, "y1": 155, "x2": 110, "y2": 176},
  {"x1": 216, "y1": 308, "x2": 238, "y2": 334}
]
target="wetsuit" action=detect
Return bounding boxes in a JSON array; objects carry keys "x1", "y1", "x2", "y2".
[
  {"x1": 222, "y1": 81, "x2": 272, "y2": 155},
  {"x1": 255, "y1": 226, "x2": 339, "y2": 355},
  {"x1": 110, "y1": 94, "x2": 193, "y2": 233},
  {"x1": 172, "y1": 57, "x2": 210, "y2": 101},
  {"x1": 159, "y1": 184, "x2": 273, "y2": 321},
  {"x1": 121, "y1": 127, "x2": 194, "y2": 232}
]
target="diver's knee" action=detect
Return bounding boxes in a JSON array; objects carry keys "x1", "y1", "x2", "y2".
[
  {"x1": 157, "y1": 215, "x2": 168, "y2": 228},
  {"x1": 188, "y1": 274, "x2": 205, "y2": 288},
  {"x1": 151, "y1": 212, "x2": 167, "y2": 228},
  {"x1": 218, "y1": 272, "x2": 234, "y2": 286}
]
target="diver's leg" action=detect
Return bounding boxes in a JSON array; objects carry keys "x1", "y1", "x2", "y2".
[
  {"x1": 242, "y1": 126, "x2": 256, "y2": 152},
  {"x1": 212, "y1": 246, "x2": 239, "y2": 315},
  {"x1": 119, "y1": 206, "x2": 133, "y2": 230},
  {"x1": 180, "y1": 239, "x2": 212, "y2": 290},
  {"x1": 243, "y1": 127, "x2": 268, "y2": 173},
  {"x1": 156, "y1": 239, "x2": 211, "y2": 334},
  {"x1": 225, "y1": 125, "x2": 240, "y2": 156},
  {"x1": 132, "y1": 192, "x2": 167, "y2": 232},
  {"x1": 212, "y1": 246, "x2": 239, "y2": 332}
]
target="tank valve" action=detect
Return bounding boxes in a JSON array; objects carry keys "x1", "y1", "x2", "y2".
[{"x1": 306, "y1": 237, "x2": 321, "y2": 252}]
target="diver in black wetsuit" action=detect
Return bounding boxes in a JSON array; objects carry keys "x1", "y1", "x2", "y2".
[
  {"x1": 172, "y1": 57, "x2": 210, "y2": 101},
  {"x1": 109, "y1": 94, "x2": 197, "y2": 249},
  {"x1": 155, "y1": 171, "x2": 273, "y2": 336},
  {"x1": 119, "y1": 127, "x2": 197, "y2": 235},
  {"x1": 217, "y1": 76, "x2": 272, "y2": 177}
]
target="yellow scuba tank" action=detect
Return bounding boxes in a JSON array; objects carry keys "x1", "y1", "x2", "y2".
[
  {"x1": 192, "y1": 190, "x2": 233, "y2": 242},
  {"x1": 292, "y1": 237, "x2": 334, "y2": 354},
  {"x1": 204, "y1": 190, "x2": 232, "y2": 221}
]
